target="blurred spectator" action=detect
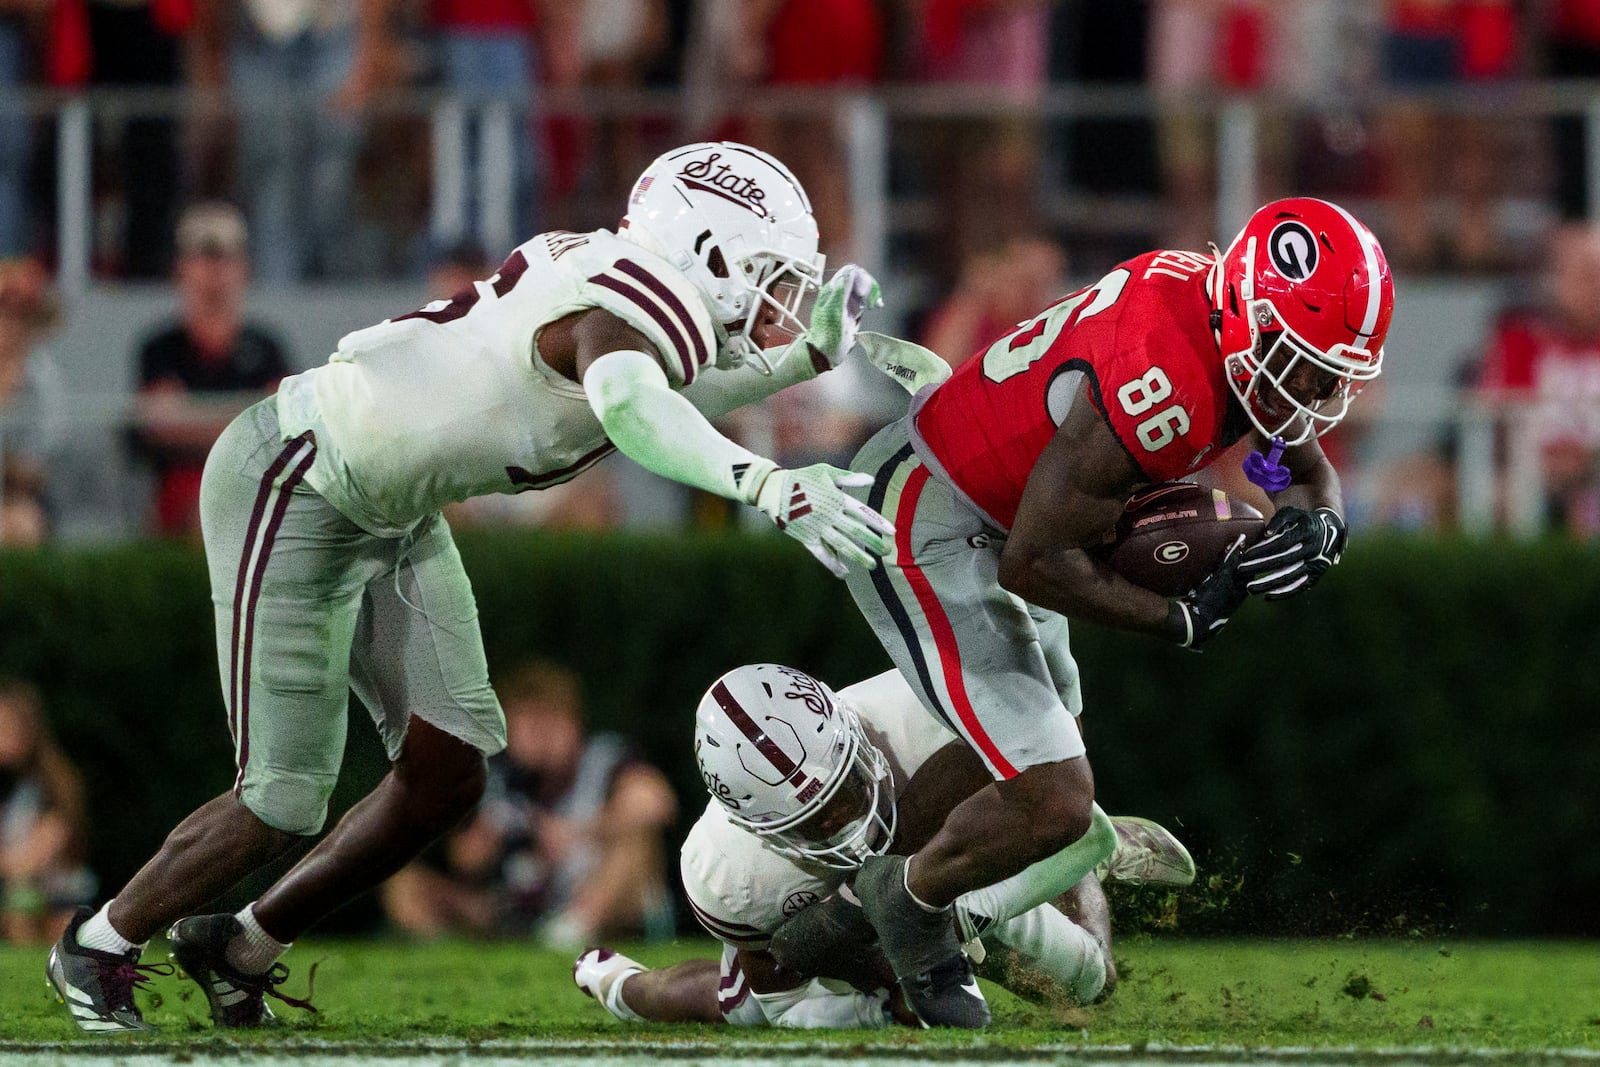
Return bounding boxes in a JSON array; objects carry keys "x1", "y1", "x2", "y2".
[
  {"x1": 0, "y1": 257, "x2": 64, "y2": 546},
  {"x1": 133, "y1": 202, "x2": 290, "y2": 537},
  {"x1": 1541, "y1": 0, "x2": 1600, "y2": 220},
  {"x1": 1148, "y1": 0, "x2": 1301, "y2": 251},
  {"x1": 0, "y1": 678, "x2": 94, "y2": 943},
  {"x1": 1376, "y1": 0, "x2": 1520, "y2": 272},
  {"x1": 427, "y1": 239, "x2": 493, "y2": 303},
  {"x1": 565, "y1": 0, "x2": 669, "y2": 220},
  {"x1": 382, "y1": 661, "x2": 676, "y2": 947},
  {"x1": 906, "y1": 0, "x2": 1053, "y2": 274},
  {"x1": 722, "y1": 0, "x2": 883, "y2": 261},
  {"x1": 193, "y1": 0, "x2": 400, "y2": 282},
  {"x1": 430, "y1": 0, "x2": 581, "y2": 258},
  {"x1": 0, "y1": 0, "x2": 48, "y2": 258},
  {"x1": 921, "y1": 237, "x2": 1067, "y2": 369},
  {"x1": 65, "y1": 0, "x2": 191, "y2": 277},
  {"x1": 1475, "y1": 222, "x2": 1600, "y2": 535}
]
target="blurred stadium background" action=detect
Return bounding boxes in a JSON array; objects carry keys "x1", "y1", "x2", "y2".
[{"x1": 1, "y1": 0, "x2": 1599, "y2": 1039}]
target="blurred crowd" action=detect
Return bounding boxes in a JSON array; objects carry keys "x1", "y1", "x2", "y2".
[
  {"x1": 0, "y1": 2, "x2": 1598, "y2": 276},
  {"x1": 4, "y1": 2, "x2": 1600, "y2": 543}
]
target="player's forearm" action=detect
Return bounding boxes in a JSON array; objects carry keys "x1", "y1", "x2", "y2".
[
  {"x1": 680, "y1": 343, "x2": 826, "y2": 420},
  {"x1": 585, "y1": 349, "x2": 774, "y2": 501},
  {"x1": 1270, "y1": 443, "x2": 1343, "y2": 514},
  {"x1": 998, "y1": 546, "x2": 1179, "y2": 639}
]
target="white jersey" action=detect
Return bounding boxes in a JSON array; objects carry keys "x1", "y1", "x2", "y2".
[
  {"x1": 275, "y1": 229, "x2": 721, "y2": 537},
  {"x1": 680, "y1": 670, "x2": 955, "y2": 949}
]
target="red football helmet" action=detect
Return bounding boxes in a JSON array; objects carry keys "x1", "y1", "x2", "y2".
[{"x1": 1210, "y1": 197, "x2": 1393, "y2": 445}]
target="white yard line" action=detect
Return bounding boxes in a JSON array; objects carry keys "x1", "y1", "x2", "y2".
[{"x1": 0, "y1": 1041, "x2": 1598, "y2": 1065}]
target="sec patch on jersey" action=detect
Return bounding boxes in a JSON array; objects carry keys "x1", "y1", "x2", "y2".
[{"x1": 1105, "y1": 482, "x2": 1265, "y2": 596}]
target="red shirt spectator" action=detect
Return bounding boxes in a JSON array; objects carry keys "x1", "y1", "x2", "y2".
[{"x1": 1476, "y1": 224, "x2": 1600, "y2": 533}]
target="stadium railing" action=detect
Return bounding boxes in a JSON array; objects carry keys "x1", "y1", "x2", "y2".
[{"x1": 3, "y1": 85, "x2": 1600, "y2": 538}]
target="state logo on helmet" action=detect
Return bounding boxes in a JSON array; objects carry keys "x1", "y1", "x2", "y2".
[
  {"x1": 1210, "y1": 197, "x2": 1393, "y2": 445},
  {"x1": 621, "y1": 142, "x2": 823, "y2": 374},
  {"x1": 694, "y1": 664, "x2": 895, "y2": 870}
]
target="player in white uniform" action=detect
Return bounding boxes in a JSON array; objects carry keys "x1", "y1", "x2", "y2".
[
  {"x1": 47, "y1": 143, "x2": 915, "y2": 1034},
  {"x1": 574, "y1": 665, "x2": 1196, "y2": 1029}
]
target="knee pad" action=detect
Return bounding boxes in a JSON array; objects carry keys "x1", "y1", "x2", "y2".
[{"x1": 239, "y1": 772, "x2": 335, "y2": 836}]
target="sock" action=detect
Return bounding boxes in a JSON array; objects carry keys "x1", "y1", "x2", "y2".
[
  {"x1": 76, "y1": 902, "x2": 139, "y2": 955},
  {"x1": 227, "y1": 903, "x2": 291, "y2": 975},
  {"x1": 956, "y1": 803, "x2": 1116, "y2": 926},
  {"x1": 604, "y1": 969, "x2": 645, "y2": 1022},
  {"x1": 989, "y1": 905, "x2": 1107, "y2": 1005},
  {"x1": 902, "y1": 855, "x2": 945, "y2": 913}
]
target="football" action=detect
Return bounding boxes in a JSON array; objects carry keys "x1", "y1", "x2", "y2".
[{"x1": 1104, "y1": 482, "x2": 1266, "y2": 597}]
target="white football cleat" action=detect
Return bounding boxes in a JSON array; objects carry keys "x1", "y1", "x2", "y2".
[
  {"x1": 573, "y1": 948, "x2": 645, "y2": 1022},
  {"x1": 1098, "y1": 816, "x2": 1197, "y2": 887}
]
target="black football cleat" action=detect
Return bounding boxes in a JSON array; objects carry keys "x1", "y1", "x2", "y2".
[
  {"x1": 854, "y1": 855, "x2": 990, "y2": 1029},
  {"x1": 168, "y1": 914, "x2": 316, "y2": 1028},
  {"x1": 46, "y1": 906, "x2": 170, "y2": 1033},
  {"x1": 900, "y1": 953, "x2": 991, "y2": 1029}
]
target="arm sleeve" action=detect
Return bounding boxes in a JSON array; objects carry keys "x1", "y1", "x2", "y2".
[
  {"x1": 584, "y1": 348, "x2": 775, "y2": 502},
  {"x1": 680, "y1": 341, "x2": 824, "y2": 420},
  {"x1": 752, "y1": 981, "x2": 890, "y2": 1029}
]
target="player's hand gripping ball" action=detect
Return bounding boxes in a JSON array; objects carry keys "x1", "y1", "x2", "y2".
[
  {"x1": 1236, "y1": 505, "x2": 1347, "y2": 599},
  {"x1": 1103, "y1": 482, "x2": 1266, "y2": 597}
]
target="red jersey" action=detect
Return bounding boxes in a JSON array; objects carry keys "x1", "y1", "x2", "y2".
[
  {"x1": 1477, "y1": 308, "x2": 1600, "y2": 448},
  {"x1": 913, "y1": 250, "x2": 1242, "y2": 530}
]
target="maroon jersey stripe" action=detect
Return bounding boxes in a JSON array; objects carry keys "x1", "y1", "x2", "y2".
[
  {"x1": 710, "y1": 680, "x2": 798, "y2": 779},
  {"x1": 506, "y1": 442, "x2": 616, "y2": 493},
  {"x1": 615, "y1": 258, "x2": 711, "y2": 373},
  {"x1": 689, "y1": 898, "x2": 766, "y2": 943},
  {"x1": 588, "y1": 272, "x2": 697, "y2": 384}
]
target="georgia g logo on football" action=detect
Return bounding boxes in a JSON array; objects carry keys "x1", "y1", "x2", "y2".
[{"x1": 1268, "y1": 220, "x2": 1318, "y2": 281}]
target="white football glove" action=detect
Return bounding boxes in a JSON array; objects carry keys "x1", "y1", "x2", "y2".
[
  {"x1": 751, "y1": 464, "x2": 895, "y2": 578},
  {"x1": 856, "y1": 332, "x2": 953, "y2": 395},
  {"x1": 804, "y1": 264, "x2": 882, "y2": 372}
]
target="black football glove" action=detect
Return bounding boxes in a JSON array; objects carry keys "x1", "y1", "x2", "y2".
[
  {"x1": 1172, "y1": 535, "x2": 1250, "y2": 650},
  {"x1": 1236, "y1": 506, "x2": 1347, "y2": 600}
]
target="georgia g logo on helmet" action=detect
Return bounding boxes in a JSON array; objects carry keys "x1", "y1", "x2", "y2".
[{"x1": 1267, "y1": 220, "x2": 1318, "y2": 281}]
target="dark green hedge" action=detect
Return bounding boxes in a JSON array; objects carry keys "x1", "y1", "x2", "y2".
[{"x1": 2, "y1": 532, "x2": 1596, "y2": 936}]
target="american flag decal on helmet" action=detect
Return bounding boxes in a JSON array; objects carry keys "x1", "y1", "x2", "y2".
[{"x1": 630, "y1": 175, "x2": 654, "y2": 204}]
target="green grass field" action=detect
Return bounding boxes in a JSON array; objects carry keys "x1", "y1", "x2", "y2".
[{"x1": 4, "y1": 936, "x2": 1598, "y2": 1062}]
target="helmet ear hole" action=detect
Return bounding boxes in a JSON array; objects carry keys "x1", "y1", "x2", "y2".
[{"x1": 706, "y1": 246, "x2": 730, "y2": 279}]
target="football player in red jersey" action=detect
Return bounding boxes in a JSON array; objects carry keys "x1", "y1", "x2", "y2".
[{"x1": 770, "y1": 198, "x2": 1394, "y2": 1027}]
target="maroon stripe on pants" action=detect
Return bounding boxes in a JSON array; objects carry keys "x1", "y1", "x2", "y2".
[
  {"x1": 232, "y1": 435, "x2": 316, "y2": 795},
  {"x1": 228, "y1": 435, "x2": 308, "y2": 748}
]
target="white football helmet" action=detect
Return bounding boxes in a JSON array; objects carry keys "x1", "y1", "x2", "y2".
[
  {"x1": 694, "y1": 664, "x2": 895, "y2": 870},
  {"x1": 620, "y1": 142, "x2": 824, "y2": 374}
]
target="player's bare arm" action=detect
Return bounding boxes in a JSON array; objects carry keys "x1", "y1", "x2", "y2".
[
  {"x1": 1270, "y1": 434, "x2": 1342, "y2": 515},
  {"x1": 1237, "y1": 433, "x2": 1351, "y2": 600},
  {"x1": 998, "y1": 377, "x2": 1178, "y2": 638}
]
